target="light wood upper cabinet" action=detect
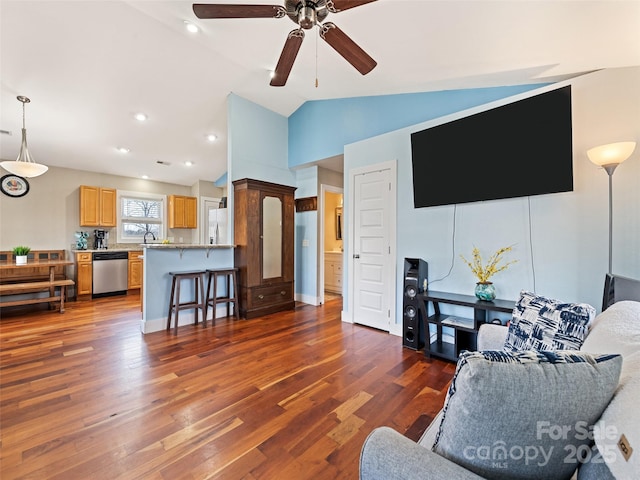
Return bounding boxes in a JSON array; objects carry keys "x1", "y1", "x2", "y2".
[
  {"x1": 168, "y1": 195, "x2": 197, "y2": 229},
  {"x1": 80, "y1": 185, "x2": 117, "y2": 227}
]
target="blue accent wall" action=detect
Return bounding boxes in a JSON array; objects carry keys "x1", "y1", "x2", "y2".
[
  {"x1": 229, "y1": 84, "x2": 550, "y2": 303},
  {"x1": 214, "y1": 172, "x2": 227, "y2": 187},
  {"x1": 288, "y1": 85, "x2": 545, "y2": 167},
  {"x1": 228, "y1": 93, "x2": 295, "y2": 186},
  {"x1": 294, "y1": 167, "x2": 319, "y2": 302}
]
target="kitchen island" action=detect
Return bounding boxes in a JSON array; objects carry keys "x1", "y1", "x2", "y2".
[{"x1": 141, "y1": 244, "x2": 235, "y2": 333}]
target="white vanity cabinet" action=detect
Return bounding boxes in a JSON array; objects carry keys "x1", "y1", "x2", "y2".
[{"x1": 324, "y1": 252, "x2": 343, "y2": 294}]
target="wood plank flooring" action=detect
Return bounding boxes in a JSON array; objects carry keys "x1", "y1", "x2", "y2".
[{"x1": 0, "y1": 295, "x2": 455, "y2": 479}]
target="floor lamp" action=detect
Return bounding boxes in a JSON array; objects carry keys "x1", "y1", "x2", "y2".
[{"x1": 587, "y1": 141, "x2": 636, "y2": 274}]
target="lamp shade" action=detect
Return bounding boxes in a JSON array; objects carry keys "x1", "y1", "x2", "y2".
[
  {"x1": 587, "y1": 141, "x2": 636, "y2": 167},
  {"x1": 0, "y1": 160, "x2": 49, "y2": 178}
]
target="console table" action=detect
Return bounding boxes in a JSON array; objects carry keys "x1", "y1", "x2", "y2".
[{"x1": 418, "y1": 290, "x2": 516, "y2": 361}]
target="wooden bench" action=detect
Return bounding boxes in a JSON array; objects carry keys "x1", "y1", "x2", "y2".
[
  {"x1": 0, "y1": 279, "x2": 75, "y2": 312},
  {"x1": 0, "y1": 250, "x2": 74, "y2": 313}
]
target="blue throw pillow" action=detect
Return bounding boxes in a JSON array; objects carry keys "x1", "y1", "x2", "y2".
[{"x1": 504, "y1": 290, "x2": 595, "y2": 352}]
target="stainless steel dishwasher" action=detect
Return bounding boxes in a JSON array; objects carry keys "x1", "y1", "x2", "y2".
[{"x1": 92, "y1": 251, "x2": 128, "y2": 298}]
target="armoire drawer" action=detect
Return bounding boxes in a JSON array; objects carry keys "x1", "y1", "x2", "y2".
[{"x1": 249, "y1": 283, "x2": 293, "y2": 308}]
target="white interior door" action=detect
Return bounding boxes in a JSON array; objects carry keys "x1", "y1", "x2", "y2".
[{"x1": 352, "y1": 168, "x2": 393, "y2": 331}]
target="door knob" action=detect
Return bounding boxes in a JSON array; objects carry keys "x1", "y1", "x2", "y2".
[{"x1": 353, "y1": 254, "x2": 360, "y2": 259}]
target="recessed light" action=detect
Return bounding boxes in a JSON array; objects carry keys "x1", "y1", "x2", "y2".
[
  {"x1": 184, "y1": 21, "x2": 199, "y2": 33},
  {"x1": 185, "y1": 161, "x2": 194, "y2": 167},
  {"x1": 117, "y1": 147, "x2": 130, "y2": 154},
  {"x1": 141, "y1": 175, "x2": 149, "y2": 180},
  {"x1": 269, "y1": 70, "x2": 276, "y2": 79},
  {"x1": 134, "y1": 113, "x2": 148, "y2": 122},
  {"x1": 207, "y1": 134, "x2": 217, "y2": 142}
]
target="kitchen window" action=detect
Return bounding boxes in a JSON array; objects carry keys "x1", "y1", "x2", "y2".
[{"x1": 117, "y1": 191, "x2": 165, "y2": 243}]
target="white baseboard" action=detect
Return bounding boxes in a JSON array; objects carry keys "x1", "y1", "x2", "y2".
[
  {"x1": 140, "y1": 305, "x2": 230, "y2": 334},
  {"x1": 296, "y1": 293, "x2": 320, "y2": 306}
]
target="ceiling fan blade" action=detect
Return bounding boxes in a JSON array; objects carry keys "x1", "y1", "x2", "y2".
[
  {"x1": 270, "y1": 29, "x2": 305, "y2": 87},
  {"x1": 327, "y1": 0, "x2": 377, "y2": 13},
  {"x1": 193, "y1": 4, "x2": 286, "y2": 19},
  {"x1": 319, "y1": 22, "x2": 376, "y2": 75}
]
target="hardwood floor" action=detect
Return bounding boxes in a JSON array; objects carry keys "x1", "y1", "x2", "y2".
[{"x1": 0, "y1": 295, "x2": 455, "y2": 479}]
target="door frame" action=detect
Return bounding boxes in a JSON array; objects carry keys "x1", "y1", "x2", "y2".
[
  {"x1": 319, "y1": 184, "x2": 344, "y2": 306},
  {"x1": 346, "y1": 159, "x2": 398, "y2": 334}
]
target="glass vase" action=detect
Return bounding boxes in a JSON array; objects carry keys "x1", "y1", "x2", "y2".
[{"x1": 475, "y1": 282, "x2": 496, "y2": 301}]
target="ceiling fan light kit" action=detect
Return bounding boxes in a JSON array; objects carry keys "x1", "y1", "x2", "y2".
[{"x1": 193, "y1": 0, "x2": 378, "y2": 86}]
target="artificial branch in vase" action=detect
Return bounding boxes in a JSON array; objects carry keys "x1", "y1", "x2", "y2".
[{"x1": 461, "y1": 246, "x2": 517, "y2": 300}]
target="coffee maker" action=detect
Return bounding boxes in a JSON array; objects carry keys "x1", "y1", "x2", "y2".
[{"x1": 94, "y1": 229, "x2": 107, "y2": 250}]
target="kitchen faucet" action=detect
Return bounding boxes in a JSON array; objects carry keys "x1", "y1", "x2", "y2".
[{"x1": 143, "y1": 231, "x2": 156, "y2": 244}]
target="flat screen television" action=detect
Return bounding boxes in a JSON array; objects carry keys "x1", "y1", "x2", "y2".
[{"x1": 411, "y1": 85, "x2": 573, "y2": 208}]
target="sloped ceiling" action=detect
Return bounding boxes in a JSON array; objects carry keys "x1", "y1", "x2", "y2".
[{"x1": 1, "y1": 0, "x2": 638, "y2": 185}]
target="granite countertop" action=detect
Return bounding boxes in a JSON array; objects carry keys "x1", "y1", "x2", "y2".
[
  {"x1": 142, "y1": 244, "x2": 235, "y2": 249},
  {"x1": 72, "y1": 247, "x2": 143, "y2": 253},
  {"x1": 72, "y1": 244, "x2": 235, "y2": 253}
]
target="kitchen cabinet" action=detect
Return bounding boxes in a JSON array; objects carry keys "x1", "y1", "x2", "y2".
[
  {"x1": 233, "y1": 178, "x2": 296, "y2": 319},
  {"x1": 324, "y1": 252, "x2": 343, "y2": 294},
  {"x1": 75, "y1": 252, "x2": 92, "y2": 298},
  {"x1": 79, "y1": 185, "x2": 117, "y2": 227},
  {"x1": 128, "y1": 251, "x2": 143, "y2": 290},
  {"x1": 168, "y1": 195, "x2": 197, "y2": 229}
]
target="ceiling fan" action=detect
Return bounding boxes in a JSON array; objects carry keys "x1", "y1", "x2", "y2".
[{"x1": 192, "y1": 0, "x2": 378, "y2": 86}]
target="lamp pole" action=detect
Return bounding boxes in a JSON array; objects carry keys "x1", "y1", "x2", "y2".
[{"x1": 603, "y1": 164, "x2": 618, "y2": 275}]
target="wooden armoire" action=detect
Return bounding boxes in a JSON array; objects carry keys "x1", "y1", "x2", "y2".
[{"x1": 233, "y1": 178, "x2": 296, "y2": 319}]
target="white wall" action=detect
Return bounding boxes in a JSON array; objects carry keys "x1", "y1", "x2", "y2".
[
  {"x1": 343, "y1": 67, "x2": 640, "y2": 330},
  {"x1": 0, "y1": 165, "x2": 196, "y2": 251}
]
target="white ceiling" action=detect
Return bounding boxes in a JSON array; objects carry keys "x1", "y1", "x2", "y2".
[{"x1": 1, "y1": 0, "x2": 639, "y2": 186}]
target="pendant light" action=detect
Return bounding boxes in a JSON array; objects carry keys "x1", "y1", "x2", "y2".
[{"x1": 0, "y1": 96, "x2": 48, "y2": 178}]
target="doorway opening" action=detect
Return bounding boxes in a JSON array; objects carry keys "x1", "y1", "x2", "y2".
[{"x1": 320, "y1": 185, "x2": 344, "y2": 305}]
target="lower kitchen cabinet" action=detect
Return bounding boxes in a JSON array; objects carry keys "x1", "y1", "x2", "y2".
[
  {"x1": 128, "y1": 251, "x2": 143, "y2": 290},
  {"x1": 76, "y1": 252, "x2": 92, "y2": 298}
]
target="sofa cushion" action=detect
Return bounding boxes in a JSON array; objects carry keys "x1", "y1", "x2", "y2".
[
  {"x1": 580, "y1": 300, "x2": 640, "y2": 359},
  {"x1": 361, "y1": 426, "x2": 485, "y2": 480},
  {"x1": 432, "y1": 350, "x2": 622, "y2": 480},
  {"x1": 504, "y1": 290, "x2": 595, "y2": 352},
  {"x1": 591, "y1": 351, "x2": 640, "y2": 479}
]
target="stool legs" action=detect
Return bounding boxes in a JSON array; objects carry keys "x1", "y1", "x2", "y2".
[
  {"x1": 166, "y1": 275, "x2": 177, "y2": 331},
  {"x1": 205, "y1": 269, "x2": 239, "y2": 324},
  {"x1": 167, "y1": 272, "x2": 205, "y2": 334},
  {"x1": 231, "y1": 271, "x2": 239, "y2": 320}
]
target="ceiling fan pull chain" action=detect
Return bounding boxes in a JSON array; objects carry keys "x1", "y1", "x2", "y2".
[{"x1": 315, "y1": 26, "x2": 319, "y2": 88}]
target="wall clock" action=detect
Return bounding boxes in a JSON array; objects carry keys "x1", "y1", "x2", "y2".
[{"x1": 1, "y1": 174, "x2": 30, "y2": 198}]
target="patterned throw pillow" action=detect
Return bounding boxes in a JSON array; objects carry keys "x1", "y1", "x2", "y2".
[
  {"x1": 503, "y1": 290, "x2": 595, "y2": 352},
  {"x1": 432, "y1": 350, "x2": 622, "y2": 480}
]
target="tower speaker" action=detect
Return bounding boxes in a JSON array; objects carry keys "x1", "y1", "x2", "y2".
[{"x1": 403, "y1": 258, "x2": 428, "y2": 350}]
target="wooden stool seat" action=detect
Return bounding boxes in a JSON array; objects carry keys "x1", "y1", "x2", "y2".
[
  {"x1": 205, "y1": 267, "x2": 239, "y2": 323},
  {"x1": 166, "y1": 270, "x2": 206, "y2": 334}
]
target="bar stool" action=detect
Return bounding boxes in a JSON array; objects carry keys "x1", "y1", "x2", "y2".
[
  {"x1": 166, "y1": 270, "x2": 206, "y2": 334},
  {"x1": 205, "y1": 267, "x2": 239, "y2": 323}
]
